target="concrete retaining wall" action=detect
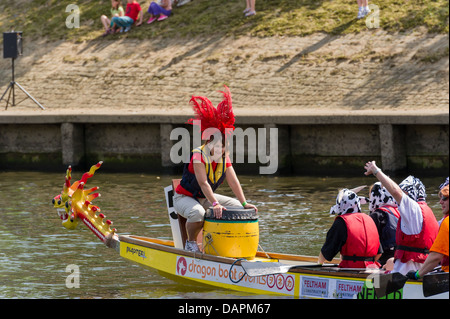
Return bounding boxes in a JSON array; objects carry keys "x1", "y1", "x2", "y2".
[{"x1": 0, "y1": 112, "x2": 448, "y2": 176}]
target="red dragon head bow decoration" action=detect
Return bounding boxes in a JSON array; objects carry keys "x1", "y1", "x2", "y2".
[{"x1": 187, "y1": 85, "x2": 235, "y2": 140}]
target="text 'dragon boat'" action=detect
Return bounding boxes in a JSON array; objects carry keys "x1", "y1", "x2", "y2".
[{"x1": 52, "y1": 163, "x2": 449, "y2": 299}]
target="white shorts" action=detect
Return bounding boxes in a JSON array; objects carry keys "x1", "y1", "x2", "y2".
[{"x1": 173, "y1": 192, "x2": 241, "y2": 223}]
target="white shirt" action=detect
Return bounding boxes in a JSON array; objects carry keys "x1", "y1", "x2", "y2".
[
  {"x1": 393, "y1": 260, "x2": 422, "y2": 275},
  {"x1": 392, "y1": 193, "x2": 424, "y2": 275},
  {"x1": 398, "y1": 193, "x2": 423, "y2": 235}
]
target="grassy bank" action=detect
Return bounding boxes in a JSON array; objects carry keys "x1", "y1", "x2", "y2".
[{"x1": 0, "y1": 0, "x2": 448, "y2": 42}]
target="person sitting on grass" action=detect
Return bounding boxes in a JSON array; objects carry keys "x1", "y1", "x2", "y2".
[
  {"x1": 101, "y1": 0, "x2": 124, "y2": 36},
  {"x1": 146, "y1": 0, "x2": 172, "y2": 24},
  {"x1": 110, "y1": 0, "x2": 143, "y2": 34}
]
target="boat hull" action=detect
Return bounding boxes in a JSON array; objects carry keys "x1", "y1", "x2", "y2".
[
  {"x1": 120, "y1": 235, "x2": 292, "y2": 297},
  {"x1": 118, "y1": 235, "x2": 448, "y2": 299}
]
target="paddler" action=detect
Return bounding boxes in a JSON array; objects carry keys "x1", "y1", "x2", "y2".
[
  {"x1": 173, "y1": 86, "x2": 258, "y2": 252},
  {"x1": 364, "y1": 161, "x2": 439, "y2": 275},
  {"x1": 368, "y1": 182, "x2": 400, "y2": 266},
  {"x1": 437, "y1": 179, "x2": 449, "y2": 225},
  {"x1": 407, "y1": 180, "x2": 449, "y2": 279},
  {"x1": 318, "y1": 188, "x2": 382, "y2": 269},
  {"x1": 406, "y1": 195, "x2": 449, "y2": 280}
]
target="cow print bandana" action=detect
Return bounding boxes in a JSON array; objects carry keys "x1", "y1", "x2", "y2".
[
  {"x1": 369, "y1": 182, "x2": 397, "y2": 212},
  {"x1": 440, "y1": 177, "x2": 449, "y2": 190},
  {"x1": 399, "y1": 175, "x2": 426, "y2": 202},
  {"x1": 329, "y1": 188, "x2": 362, "y2": 216}
]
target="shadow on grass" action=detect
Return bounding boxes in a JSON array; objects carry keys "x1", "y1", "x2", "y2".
[{"x1": 276, "y1": 19, "x2": 356, "y2": 73}]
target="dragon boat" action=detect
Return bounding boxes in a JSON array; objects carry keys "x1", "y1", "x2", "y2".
[{"x1": 52, "y1": 162, "x2": 449, "y2": 299}]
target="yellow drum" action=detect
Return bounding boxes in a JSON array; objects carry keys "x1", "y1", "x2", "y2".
[{"x1": 203, "y1": 207, "x2": 259, "y2": 259}]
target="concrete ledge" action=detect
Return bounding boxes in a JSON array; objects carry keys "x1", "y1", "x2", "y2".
[
  {"x1": 0, "y1": 109, "x2": 448, "y2": 125},
  {"x1": 0, "y1": 111, "x2": 448, "y2": 175}
]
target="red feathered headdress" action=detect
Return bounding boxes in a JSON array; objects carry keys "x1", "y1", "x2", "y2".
[{"x1": 187, "y1": 85, "x2": 235, "y2": 139}]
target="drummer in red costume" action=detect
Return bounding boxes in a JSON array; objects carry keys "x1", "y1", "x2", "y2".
[{"x1": 173, "y1": 86, "x2": 258, "y2": 252}]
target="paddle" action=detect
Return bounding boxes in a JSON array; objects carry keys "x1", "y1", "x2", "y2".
[
  {"x1": 374, "y1": 271, "x2": 449, "y2": 298},
  {"x1": 374, "y1": 273, "x2": 407, "y2": 299},
  {"x1": 241, "y1": 261, "x2": 345, "y2": 277},
  {"x1": 241, "y1": 261, "x2": 307, "y2": 277},
  {"x1": 423, "y1": 272, "x2": 449, "y2": 297}
]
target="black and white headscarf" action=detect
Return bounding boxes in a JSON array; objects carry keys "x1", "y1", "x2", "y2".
[
  {"x1": 440, "y1": 177, "x2": 449, "y2": 190},
  {"x1": 369, "y1": 182, "x2": 397, "y2": 212},
  {"x1": 399, "y1": 175, "x2": 426, "y2": 202},
  {"x1": 329, "y1": 188, "x2": 362, "y2": 216}
]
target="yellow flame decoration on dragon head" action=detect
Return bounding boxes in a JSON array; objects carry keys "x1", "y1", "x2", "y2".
[{"x1": 52, "y1": 161, "x2": 116, "y2": 243}]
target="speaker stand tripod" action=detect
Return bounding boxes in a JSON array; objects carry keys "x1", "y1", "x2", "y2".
[{"x1": 0, "y1": 57, "x2": 45, "y2": 110}]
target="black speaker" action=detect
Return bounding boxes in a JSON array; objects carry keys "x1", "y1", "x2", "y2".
[{"x1": 3, "y1": 31, "x2": 23, "y2": 59}]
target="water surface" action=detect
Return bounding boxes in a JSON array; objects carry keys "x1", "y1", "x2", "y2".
[{"x1": 0, "y1": 171, "x2": 445, "y2": 298}]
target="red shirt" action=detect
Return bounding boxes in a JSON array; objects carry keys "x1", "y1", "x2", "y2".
[
  {"x1": 125, "y1": 2, "x2": 141, "y2": 21},
  {"x1": 176, "y1": 152, "x2": 232, "y2": 197}
]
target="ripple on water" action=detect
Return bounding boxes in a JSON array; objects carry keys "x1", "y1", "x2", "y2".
[{"x1": 0, "y1": 172, "x2": 445, "y2": 298}]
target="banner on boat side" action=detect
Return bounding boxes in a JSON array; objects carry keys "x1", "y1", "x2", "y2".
[
  {"x1": 175, "y1": 256, "x2": 296, "y2": 295},
  {"x1": 299, "y1": 275, "x2": 365, "y2": 299}
]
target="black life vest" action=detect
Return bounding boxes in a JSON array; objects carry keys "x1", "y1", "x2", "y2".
[
  {"x1": 179, "y1": 145, "x2": 227, "y2": 199},
  {"x1": 376, "y1": 206, "x2": 400, "y2": 251}
]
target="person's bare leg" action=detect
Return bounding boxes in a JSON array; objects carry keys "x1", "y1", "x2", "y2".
[{"x1": 186, "y1": 221, "x2": 203, "y2": 241}]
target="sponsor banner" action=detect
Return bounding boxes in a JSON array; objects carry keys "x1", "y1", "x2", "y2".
[
  {"x1": 301, "y1": 276, "x2": 329, "y2": 298},
  {"x1": 300, "y1": 276, "x2": 366, "y2": 299},
  {"x1": 176, "y1": 256, "x2": 295, "y2": 295},
  {"x1": 335, "y1": 280, "x2": 364, "y2": 299}
]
